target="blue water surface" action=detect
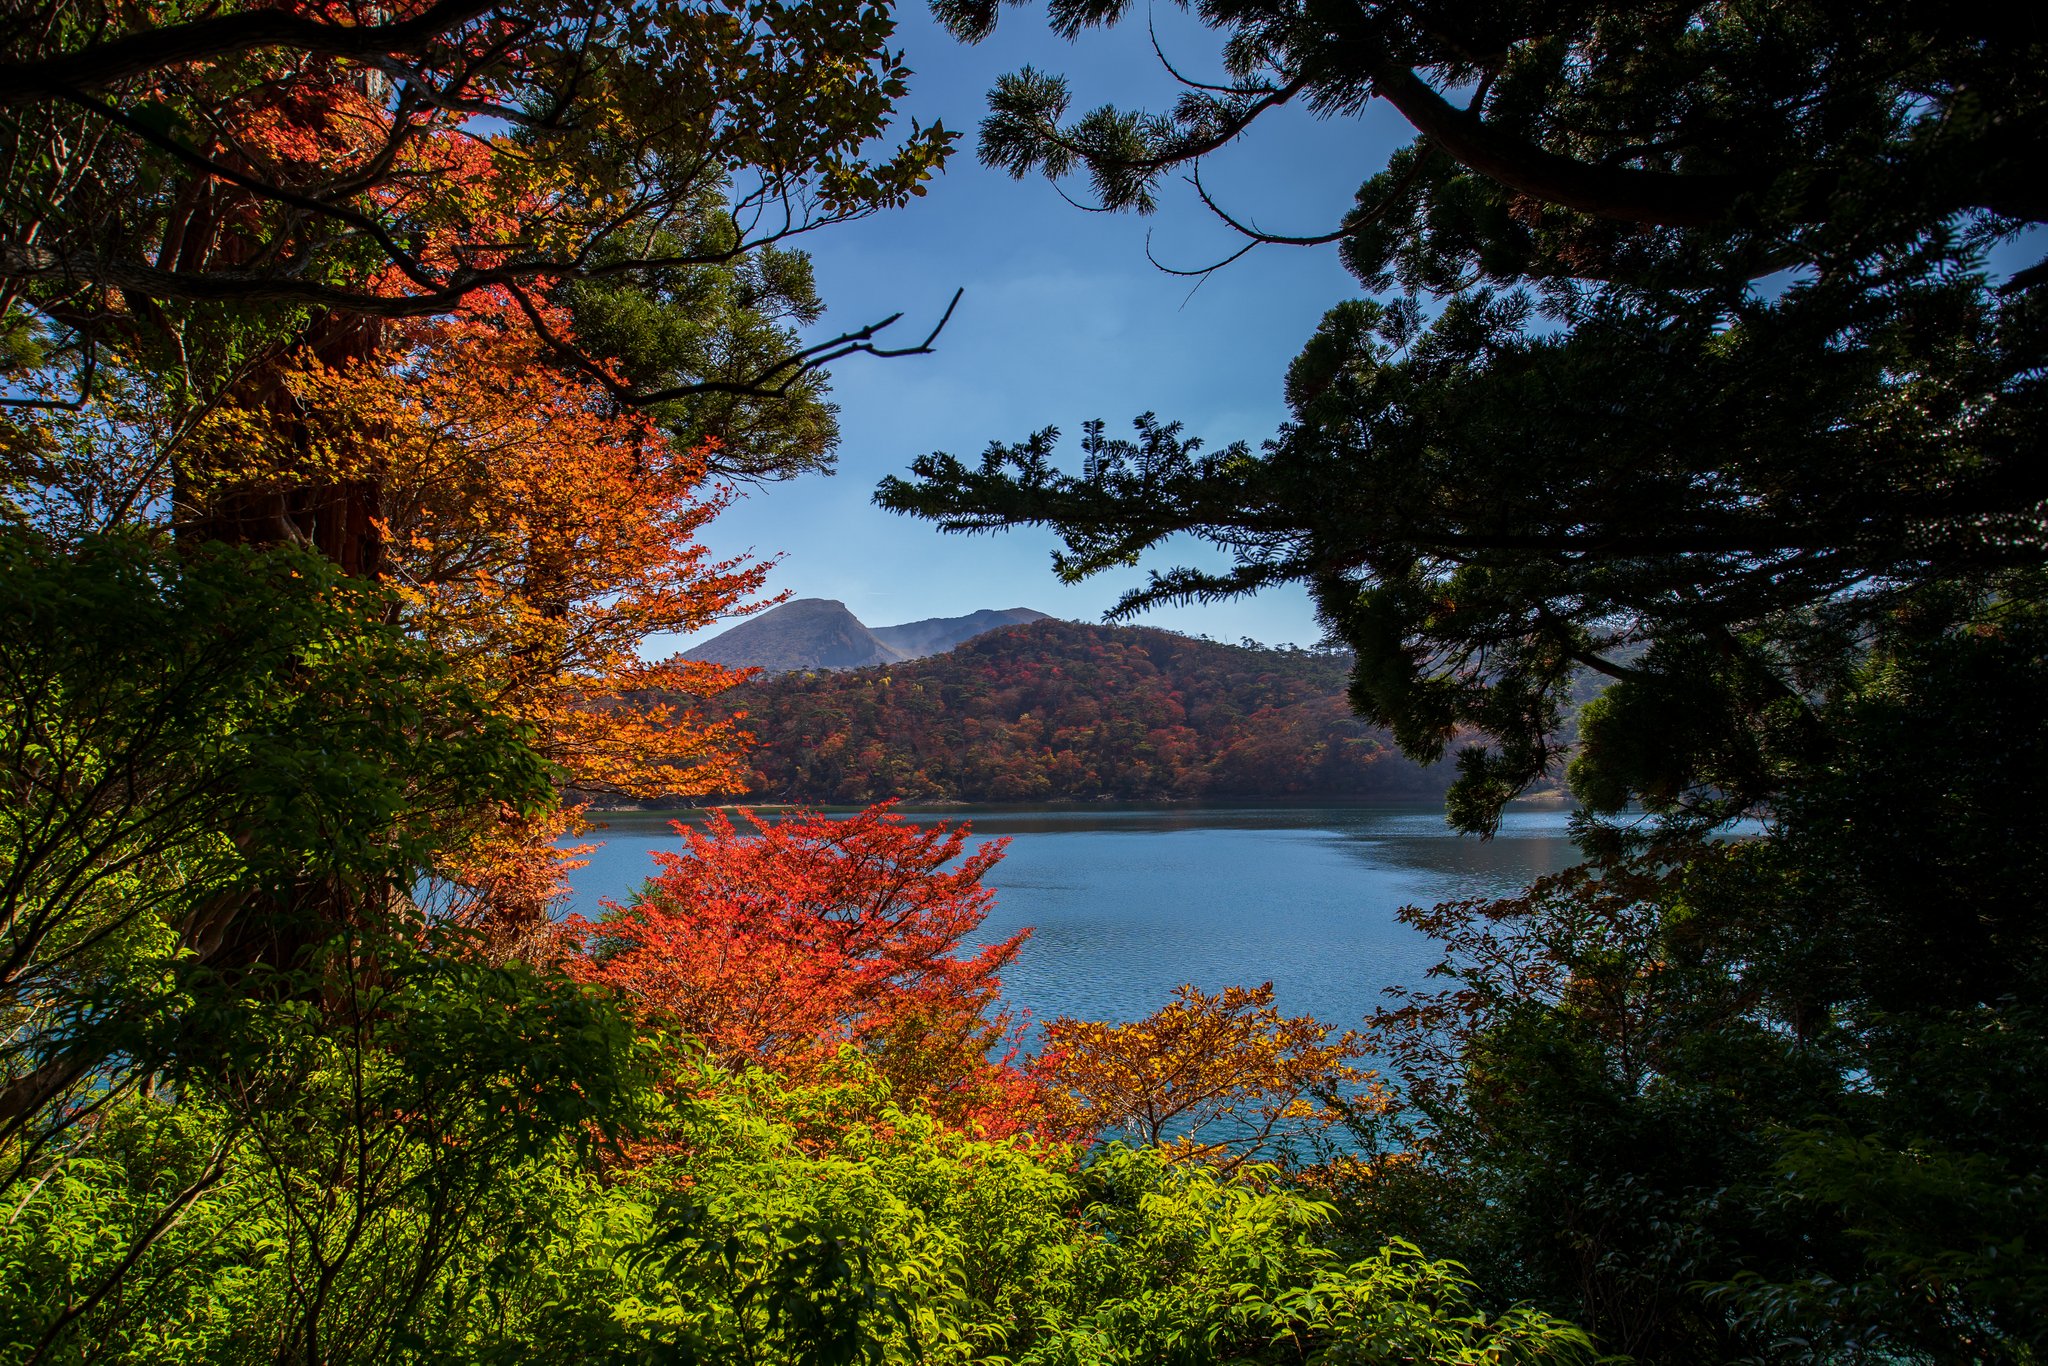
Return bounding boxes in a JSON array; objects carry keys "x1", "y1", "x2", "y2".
[{"x1": 561, "y1": 803, "x2": 1584, "y2": 1032}]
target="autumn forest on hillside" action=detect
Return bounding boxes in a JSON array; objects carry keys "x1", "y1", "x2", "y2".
[
  {"x1": 703, "y1": 622, "x2": 1453, "y2": 804},
  {"x1": 4, "y1": 2, "x2": 2047, "y2": 1365}
]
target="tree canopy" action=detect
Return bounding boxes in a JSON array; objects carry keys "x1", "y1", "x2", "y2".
[
  {"x1": 867, "y1": 6, "x2": 2048, "y2": 1359},
  {"x1": 879, "y1": 0, "x2": 2048, "y2": 831}
]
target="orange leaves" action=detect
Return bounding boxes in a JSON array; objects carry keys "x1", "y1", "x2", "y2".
[
  {"x1": 262, "y1": 295, "x2": 775, "y2": 799},
  {"x1": 1034, "y1": 982, "x2": 1385, "y2": 1168},
  {"x1": 426, "y1": 801, "x2": 594, "y2": 959},
  {"x1": 574, "y1": 804, "x2": 1048, "y2": 1133},
  {"x1": 169, "y1": 289, "x2": 781, "y2": 935}
]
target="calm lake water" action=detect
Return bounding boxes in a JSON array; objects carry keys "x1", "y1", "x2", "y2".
[{"x1": 561, "y1": 803, "x2": 1584, "y2": 1032}]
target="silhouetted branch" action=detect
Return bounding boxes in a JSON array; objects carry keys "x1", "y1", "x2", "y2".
[{"x1": 0, "y1": 0, "x2": 497, "y2": 105}]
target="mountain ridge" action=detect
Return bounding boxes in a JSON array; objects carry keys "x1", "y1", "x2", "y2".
[
  {"x1": 680, "y1": 598, "x2": 1052, "y2": 673},
  {"x1": 871, "y1": 607, "x2": 1049, "y2": 659}
]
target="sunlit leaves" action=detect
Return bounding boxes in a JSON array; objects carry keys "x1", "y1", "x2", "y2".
[
  {"x1": 577, "y1": 804, "x2": 1043, "y2": 1134},
  {"x1": 1036, "y1": 982, "x2": 1386, "y2": 1169}
]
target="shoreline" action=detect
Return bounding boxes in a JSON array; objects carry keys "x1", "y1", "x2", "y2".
[{"x1": 576, "y1": 790, "x2": 1576, "y2": 818}]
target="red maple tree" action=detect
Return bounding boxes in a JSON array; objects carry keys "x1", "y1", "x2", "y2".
[{"x1": 574, "y1": 804, "x2": 1050, "y2": 1134}]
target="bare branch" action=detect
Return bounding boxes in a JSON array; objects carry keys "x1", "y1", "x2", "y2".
[
  {"x1": 505, "y1": 278, "x2": 963, "y2": 406},
  {"x1": 1051, "y1": 181, "x2": 1118, "y2": 214},
  {"x1": 1143, "y1": 228, "x2": 1259, "y2": 279},
  {"x1": 1145, "y1": 5, "x2": 1277, "y2": 97},
  {"x1": 1187, "y1": 164, "x2": 1350, "y2": 246},
  {"x1": 625, "y1": 287, "x2": 967, "y2": 405}
]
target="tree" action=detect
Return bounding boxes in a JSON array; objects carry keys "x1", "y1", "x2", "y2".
[
  {"x1": 5, "y1": 289, "x2": 785, "y2": 965},
  {"x1": 1321, "y1": 600, "x2": 2048, "y2": 1362},
  {"x1": 3, "y1": 0, "x2": 964, "y2": 949},
  {"x1": 0, "y1": 931, "x2": 647, "y2": 1366},
  {"x1": 1035, "y1": 981, "x2": 1381, "y2": 1168},
  {"x1": 248, "y1": 295, "x2": 777, "y2": 799},
  {"x1": 3, "y1": 0, "x2": 961, "y2": 682},
  {"x1": 3, "y1": 3, "x2": 1050, "y2": 1358},
  {"x1": 0, "y1": 532, "x2": 554, "y2": 1178},
  {"x1": 936, "y1": 0, "x2": 2044, "y2": 267},
  {"x1": 1, "y1": 0, "x2": 955, "y2": 419},
  {"x1": 576, "y1": 805, "x2": 1040, "y2": 1133},
  {"x1": 876, "y1": 10, "x2": 2048, "y2": 1359},
  {"x1": 878, "y1": 3, "x2": 2048, "y2": 832}
]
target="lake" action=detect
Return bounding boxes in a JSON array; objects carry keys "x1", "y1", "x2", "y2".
[{"x1": 562, "y1": 802, "x2": 1585, "y2": 1033}]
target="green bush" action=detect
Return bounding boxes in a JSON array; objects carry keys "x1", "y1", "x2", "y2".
[{"x1": 4, "y1": 1050, "x2": 1601, "y2": 1366}]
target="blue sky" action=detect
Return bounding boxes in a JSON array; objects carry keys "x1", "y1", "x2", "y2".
[
  {"x1": 652, "y1": 3, "x2": 1414, "y2": 653},
  {"x1": 659, "y1": 5, "x2": 2048, "y2": 657}
]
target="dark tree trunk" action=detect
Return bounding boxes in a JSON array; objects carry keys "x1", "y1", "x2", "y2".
[
  {"x1": 184, "y1": 477, "x2": 386, "y2": 577},
  {"x1": 178, "y1": 313, "x2": 388, "y2": 578},
  {"x1": 169, "y1": 313, "x2": 395, "y2": 981}
]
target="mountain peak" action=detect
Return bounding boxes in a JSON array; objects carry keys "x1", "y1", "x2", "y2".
[
  {"x1": 871, "y1": 607, "x2": 1051, "y2": 660},
  {"x1": 681, "y1": 600, "x2": 1052, "y2": 673},
  {"x1": 681, "y1": 598, "x2": 904, "y2": 673}
]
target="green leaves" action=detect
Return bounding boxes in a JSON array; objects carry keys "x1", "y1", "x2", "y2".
[
  {"x1": 0, "y1": 944, "x2": 650, "y2": 1365},
  {"x1": 0, "y1": 530, "x2": 554, "y2": 1161}
]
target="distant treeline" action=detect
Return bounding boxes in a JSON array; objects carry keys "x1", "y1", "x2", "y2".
[{"x1": 709, "y1": 620, "x2": 1452, "y2": 803}]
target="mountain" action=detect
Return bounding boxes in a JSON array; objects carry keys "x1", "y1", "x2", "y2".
[
  {"x1": 870, "y1": 607, "x2": 1050, "y2": 659},
  {"x1": 681, "y1": 600, "x2": 1054, "y2": 673},
  {"x1": 707, "y1": 619, "x2": 1454, "y2": 803},
  {"x1": 680, "y1": 598, "x2": 904, "y2": 672}
]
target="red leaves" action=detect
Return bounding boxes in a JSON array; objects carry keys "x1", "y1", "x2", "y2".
[{"x1": 574, "y1": 804, "x2": 1049, "y2": 1133}]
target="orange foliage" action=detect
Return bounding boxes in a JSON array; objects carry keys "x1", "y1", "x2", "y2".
[
  {"x1": 573, "y1": 804, "x2": 1052, "y2": 1136},
  {"x1": 252, "y1": 295, "x2": 776, "y2": 800},
  {"x1": 112, "y1": 32, "x2": 781, "y2": 806},
  {"x1": 1033, "y1": 982, "x2": 1386, "y2": 1168},
  {"x1": 425, "y1": 802, "x2": 594, "y2": 959},
  {"x1": 173, "y1": 293, "x2": 782, "y2": 933}
]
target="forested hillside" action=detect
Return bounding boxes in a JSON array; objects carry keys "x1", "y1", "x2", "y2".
[{"x1": 714, "y1": 620, "x2": 1453, "y2": 802}]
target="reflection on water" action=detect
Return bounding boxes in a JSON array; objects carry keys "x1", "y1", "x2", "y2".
[{"x1": 562, "y1": 802, "x2": 1586, "y2": 1031}]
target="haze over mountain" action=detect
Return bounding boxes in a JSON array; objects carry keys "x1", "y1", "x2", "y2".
[
  {"x1": 870, "y1": 607, "x2": 1050, "y2": 658},
  {"x1": 680, "y1": 598, "x2": 1050, "y2": 673}
]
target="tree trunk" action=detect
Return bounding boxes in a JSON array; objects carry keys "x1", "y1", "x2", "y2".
[{"x1": 179, "y1": 314, "x2": 387, "y2": 578}]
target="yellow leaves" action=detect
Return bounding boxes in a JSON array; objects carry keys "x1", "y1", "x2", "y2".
[{"x1": 1035, "y1": 982, "x2": 1389, "y2": 1170}]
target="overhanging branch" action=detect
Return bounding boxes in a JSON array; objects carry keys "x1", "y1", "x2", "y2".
[
  {"x1": 1368, "y1": 63, "x2": 1750, "y2": 227},
  {"x1": 0, "y1": 0, "x2": 499, "y2": 105},
  {"x1": 507, "y1": 282, "x2": 967, "y2": 406}
]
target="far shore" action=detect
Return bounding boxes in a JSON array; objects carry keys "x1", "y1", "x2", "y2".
[{"x1": 576, "y1": 790, "x2": 1575, "y2": 818}]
